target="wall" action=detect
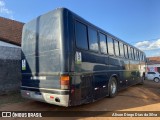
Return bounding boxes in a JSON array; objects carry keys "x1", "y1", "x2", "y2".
[
  {"x1": 0, "y1": 45, "x2": 21, "y2": 95},
  {"x1": 147, "y1": 65, "x2": 160, "y2": 73},
  {"x1": 0, "y1": 17, "x2": 24, "y2": 46},
  {"x1": 0, "y1": 17, "x2": 23, "y2": 95},
  {"x1": 0, "y1": 40, "x2": 20, "y2": 48},
  {"x1": 147, "y1": 64, "x2": 160, "y2": 67}
]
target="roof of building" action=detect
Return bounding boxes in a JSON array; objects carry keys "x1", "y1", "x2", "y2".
[
  {"x1": 147, "y1": 56, "x2": 160, "y2": 65},
  {"x1": 0, "y1": 17, "x2": 24, "y2": 46}
]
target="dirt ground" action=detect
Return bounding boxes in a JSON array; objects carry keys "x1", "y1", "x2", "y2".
[{"x1": 0, "y1": 80, "x2": 160, "y2": 120}]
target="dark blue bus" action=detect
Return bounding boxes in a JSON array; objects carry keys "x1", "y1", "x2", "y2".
[{"x1": 21, "y1": 8, "x2": 146, "y2": 107}]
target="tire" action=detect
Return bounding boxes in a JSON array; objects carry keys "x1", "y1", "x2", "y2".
[
  {"x1": 108, "y1": 77, "x2": 117, "y2": 98},
  {"x1": 154, "y1": 77, "x2": 160, "y2": 83}
]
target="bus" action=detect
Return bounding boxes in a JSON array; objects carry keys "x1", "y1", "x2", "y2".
[{"x1": 21, "y1": 8, "x2": 146, "y2": 107}]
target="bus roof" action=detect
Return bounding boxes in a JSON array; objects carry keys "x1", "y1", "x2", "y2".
[{"x1": 25, "y1": 7, "x2": 145, "y2": 54}]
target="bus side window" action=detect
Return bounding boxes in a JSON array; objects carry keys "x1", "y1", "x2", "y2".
[
  {"x1": 137, "y1": 51, "x2": 140, "y2": 60},
  {"x1": 88, "y1": 27, "x2": 99, "y2": 52},
  {"x1": 141, "y1": 53, "x2": 143, "y2": 61},
  {"x1": 75, "y1": 21, "x2": 88, "y2": 50},
  {"x1": 107, "y1": 36, "x2": 114, "y2": 55},
  {"x1": 142, "y1": 54, "x2": 144, "y2": 61},
  {"x1": 134, "y1": 49, "x2": 137, "y2": 60},
  {"x1": 142, "y1": 53, "x2": 146, "y2": 61},
  {"x1": 119, "y1": 42, "x2": 124, "y2": 57},
  {"x1": 99, "y1": 33, "x2": 107, "y2": 54},
  {"x1": 131, "y1": 47, "x2": 134, "y2": 60},
  {"x1": 124, "y1": 44, "x2": 128, "y2": 58},
  {"x1": 139, "y1": 52, "x2": 142, "y2": 61},
  {"x1": 128, "y1": 46, "x2": 132, "y2": 59},
  {"x1": 142, "y1": 53, "x2": 144, "y2": 61},
  {"x1": 114, "y1": 40, "x2": 120, "y2": 56},
  {"x1": 135, "y1": 49, "x2": 139, "y2": 60}
]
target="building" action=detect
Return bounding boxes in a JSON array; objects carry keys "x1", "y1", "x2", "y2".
[
  {"x1": 147, "y1": 57, "x2": 160, "y2": 73},
  {"x1": 0, "y1": 17, "x2": 24, "y2": 94}
]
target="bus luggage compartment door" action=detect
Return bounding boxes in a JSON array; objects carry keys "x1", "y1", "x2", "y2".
[
  {"x1": 80, "y1": 76, "x2": 93, "y2": 102},
  {"x1": 93, "y1": 74, "x2": 108, "y2": 100}
]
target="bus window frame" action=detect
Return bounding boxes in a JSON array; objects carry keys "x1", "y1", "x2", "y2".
[
  {"x1": 74, "y1": 19, "x2": 145, "y2": 62},
  {"x1": 107, "y1": 35, "x2": 115, "y2": 56},
  {"x1": 130, "y1": 47, "x2": 135, "y2": 60},
  {"x1": 123, "y1": 44, "x2": 129, "y2": 59},
  {"x1": 114, "y1": 39, "x2": 120, "y2": 57},
  {"x1": 128, "y1": 46, "x2": 132, "y2": 60},
  {"x1": 99, "y1": 32, "x2": 108, "y2": 55},
  {"x1": 137, "y1": 50, "x2": 140, "y2": 61},
  {"x1": 119, "y1": 42, "x2": 124, "y2": 58},
  {"x1": 87, "y1": 26, "x2": 99, "y2": 53},
  {"x1": 74, "y1": 20, "x2": 89, "y2": 51}
]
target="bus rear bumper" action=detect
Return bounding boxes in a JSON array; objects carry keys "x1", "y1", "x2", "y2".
[{"x1": 21, "y1": 89, "x2": 69, "y2": 107}]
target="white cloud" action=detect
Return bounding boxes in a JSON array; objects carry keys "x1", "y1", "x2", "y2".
[
  {"x1": 100, "y1": 41, "x2": 107, "y2": 53},
  {"x1": 90, "y1": 42, "x2": 98, "y2": 51},
  {"x1": 0, "y1": 0, "x2": 14, "y2": 19},
  {"x1": 134, "y1": 39, "x2": 160, "y2": 51}
]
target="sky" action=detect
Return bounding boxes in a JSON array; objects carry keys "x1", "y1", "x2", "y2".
[{"x1": 0, "y1": 0, "x2": 160, "y2": 57}]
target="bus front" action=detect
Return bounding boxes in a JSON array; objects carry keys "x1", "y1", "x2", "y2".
[{"x1": 21, "y1": 9, "x2": 70, "y2": 107}]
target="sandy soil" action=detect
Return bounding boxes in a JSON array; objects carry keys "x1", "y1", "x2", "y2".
[{"x1": 0, "y1": 80, "x2": 159, "y2": 120}]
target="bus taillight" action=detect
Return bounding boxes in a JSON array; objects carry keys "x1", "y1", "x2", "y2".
[{"x1": 60, "y1": 75, "x2": 70, "y2": 89}]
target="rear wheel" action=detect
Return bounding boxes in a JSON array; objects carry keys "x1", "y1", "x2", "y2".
[
  {"x1": 154, "y1": 77, "x2": 160, "y2": 83},
  {"x1": 108, "y1": 77, "x2": 117, "y2": 98}
]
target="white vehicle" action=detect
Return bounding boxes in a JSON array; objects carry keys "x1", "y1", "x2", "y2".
[{"x1": 146, "y1": 72, "x2": 160, "y2": 83}]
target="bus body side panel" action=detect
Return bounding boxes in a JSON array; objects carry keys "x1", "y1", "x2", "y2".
[
  {"x1": 68, "y1": 14, "x2": 121, "y2": 106},
  {"x1": 60, "y1": 9, "x2": 73, "y2": 74},
  {"x1": 70, "y1": 50, "x2": 110, "y2": 106},
  {"x1": 67, "y1": 14, "x2": 143, "y2": 106},
  {"x1": 109, "y1": 57, "x2": 127, "y2": 90},
  {"x1": 66, "y1": 10, "x2": 146, "y2": 106},
  {"x1": 66, "y1": 14, "x2": 110, "y2": 105},
  {"x1": 140, "y1": 60, "x2": 146, "y2": 79},
  {"x1": 129, "y1": 60, "x2": 141, "y2": 85}
]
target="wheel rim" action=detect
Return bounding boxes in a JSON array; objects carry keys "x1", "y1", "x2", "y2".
[
  {"x1": 111, "y1": 80, "x2": 116, "y2": 94},
  {"x1": 154, "y1": 78, "x2": 159, "y2": 83}
]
